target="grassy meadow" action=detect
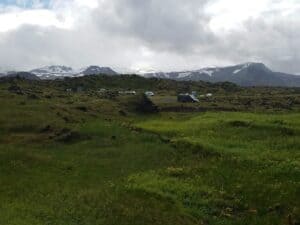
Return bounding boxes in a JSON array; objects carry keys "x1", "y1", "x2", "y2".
[
  {"x1": 0, "y1": 77, "x2": 299, "y2": 225},
  {"x1": 135, "y1": 112, "x2": 300, "y2": 224}
]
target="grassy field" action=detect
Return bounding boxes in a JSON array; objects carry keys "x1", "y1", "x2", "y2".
[
  {"x1": 0, "y1": 77, "x2": 299, "y2": 225},
  {"x1": 0, "y1": 93, "x2": 181, "y2": 225},
  {"x1": 135, "y1": 112, "x2": 300, "y2": 224}
]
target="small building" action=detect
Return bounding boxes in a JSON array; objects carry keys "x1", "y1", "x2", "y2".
[
  {"x1": 177, "y1": 93, "x2": 199, "y2": 103},
  {"x1": 145, "y1": 91, "x2": 155, "y2": 96}
]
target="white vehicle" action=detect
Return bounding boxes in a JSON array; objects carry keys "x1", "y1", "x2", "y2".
[{"x1": 145, "y1": 91, "x2": 155, "y2": 96}]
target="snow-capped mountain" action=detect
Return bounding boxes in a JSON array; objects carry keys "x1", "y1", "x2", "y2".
[
  {"x1": 2, "y1": 63, "x2": 300, "y2": 87},
  {"x1": 30, "y1": 66, "x2": 76, "y2": 79},
  {"x1": 30, "y1": 65, "x2": 118, "y2": 79},
  {"x1": 78, "y1": 66, "x2": 117, "y2": 76},
  {"x1": 143, "y1": 62, "x2": 300, "y2": 87}
]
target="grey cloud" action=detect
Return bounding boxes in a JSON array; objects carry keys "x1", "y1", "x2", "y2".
[
  {"x1": 93, "y1": 0, "x2": 214, "y2": 52},
  {"x1": 0, "y1": 0, "x2": 299, "y2": 74},
  {"x1": 0, "y1": 23, "x2": 153, "y2": 70},
  {"x1": 210, "y1": 15, "x2": 300, "y2": 74}
]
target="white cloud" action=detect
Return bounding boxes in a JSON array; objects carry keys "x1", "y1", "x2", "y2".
[
  {"x1": 74, "y1": 0, "x2": 99, "y2": 8},
  {"x1": 0, "y1": 0, "x2": 299, "y2": 74},
  {"x1": 205, "y1": 0, "x2": 269, "y2": 32},
  {"x1": 0, "y1": 0, "x2": 99, "y2": 32},
  {"x1": 0, "y1": 9, "x2": 73, "y2": 32}
]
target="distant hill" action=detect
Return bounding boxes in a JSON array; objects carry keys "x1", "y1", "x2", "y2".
[
  {"x1": 80, "y1": 66, "x2": 118, "y2": 76},
  {"x1": 3, "y1": 72, "x2": 40, "y2": 80},
  {"x1": 143, "y1": 63, "x2": 300, "y2": 87},
  {"x1": 30, "y1": 65, "x2": 118, "y2": 79},
  {"x1": 60, "y1": 74, "x2": 241, "y2": 94}
]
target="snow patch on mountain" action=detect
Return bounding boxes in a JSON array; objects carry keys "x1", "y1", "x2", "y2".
[
  {"x1": 178, "y1": 72, "x2": 192, "y2": 78},
  {"x1": 195, "y1": 67, "x2": 219, "y2": 77},
  {"x1": 199, "y1": 69, "x2": 214, "y2": 76},
  {"x1": 233, "y1": 69, "x2": 242, "y2": 74}
]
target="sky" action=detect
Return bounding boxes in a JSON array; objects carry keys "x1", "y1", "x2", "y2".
[{"x1": 0, "y1": 0, "x2": 299, "y2": 74}]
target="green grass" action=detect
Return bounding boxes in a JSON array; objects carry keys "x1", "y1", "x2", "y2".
[
  {"x1": 135, "y1": 112, "x2": 300, "y2": 224},
  {"x1": 0, "y1": 81, "x2": 299, "y2": 225},
  {"x1": 0, "y1": 90, "x2": 194, "y2": 225},
  {"x1": 0, "y1": 118, "x2": 193, "y2": 225}
]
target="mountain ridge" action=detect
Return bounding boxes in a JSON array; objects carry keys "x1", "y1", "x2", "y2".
[
  {"x1": 29, "y1": 65, "x2": 118, "y2": 79},
  {"x1": 1, "y1": 63, "x2": 300, "y2": 87},
  {"x1": 142, "y1": 62, "x2": 300, "y2": 87}
]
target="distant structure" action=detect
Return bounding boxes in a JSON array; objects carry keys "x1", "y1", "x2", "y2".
[
  {"x1": 145, "y1": 91, "x2": 155, "y2": 97},
  {"x1": 177, "y1": 93, "x2": 199, "y2": 103},
  {"x1": 206, "y1": 93, "x2": 213, "y2": 97},
  {"x1": 118, "y1": 90, "x2": 136, "y2": 95}
]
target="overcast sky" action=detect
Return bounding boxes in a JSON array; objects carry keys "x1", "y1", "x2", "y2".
[{"x1": 0, "y1": 0, "x2": 299, "y2": 74}]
